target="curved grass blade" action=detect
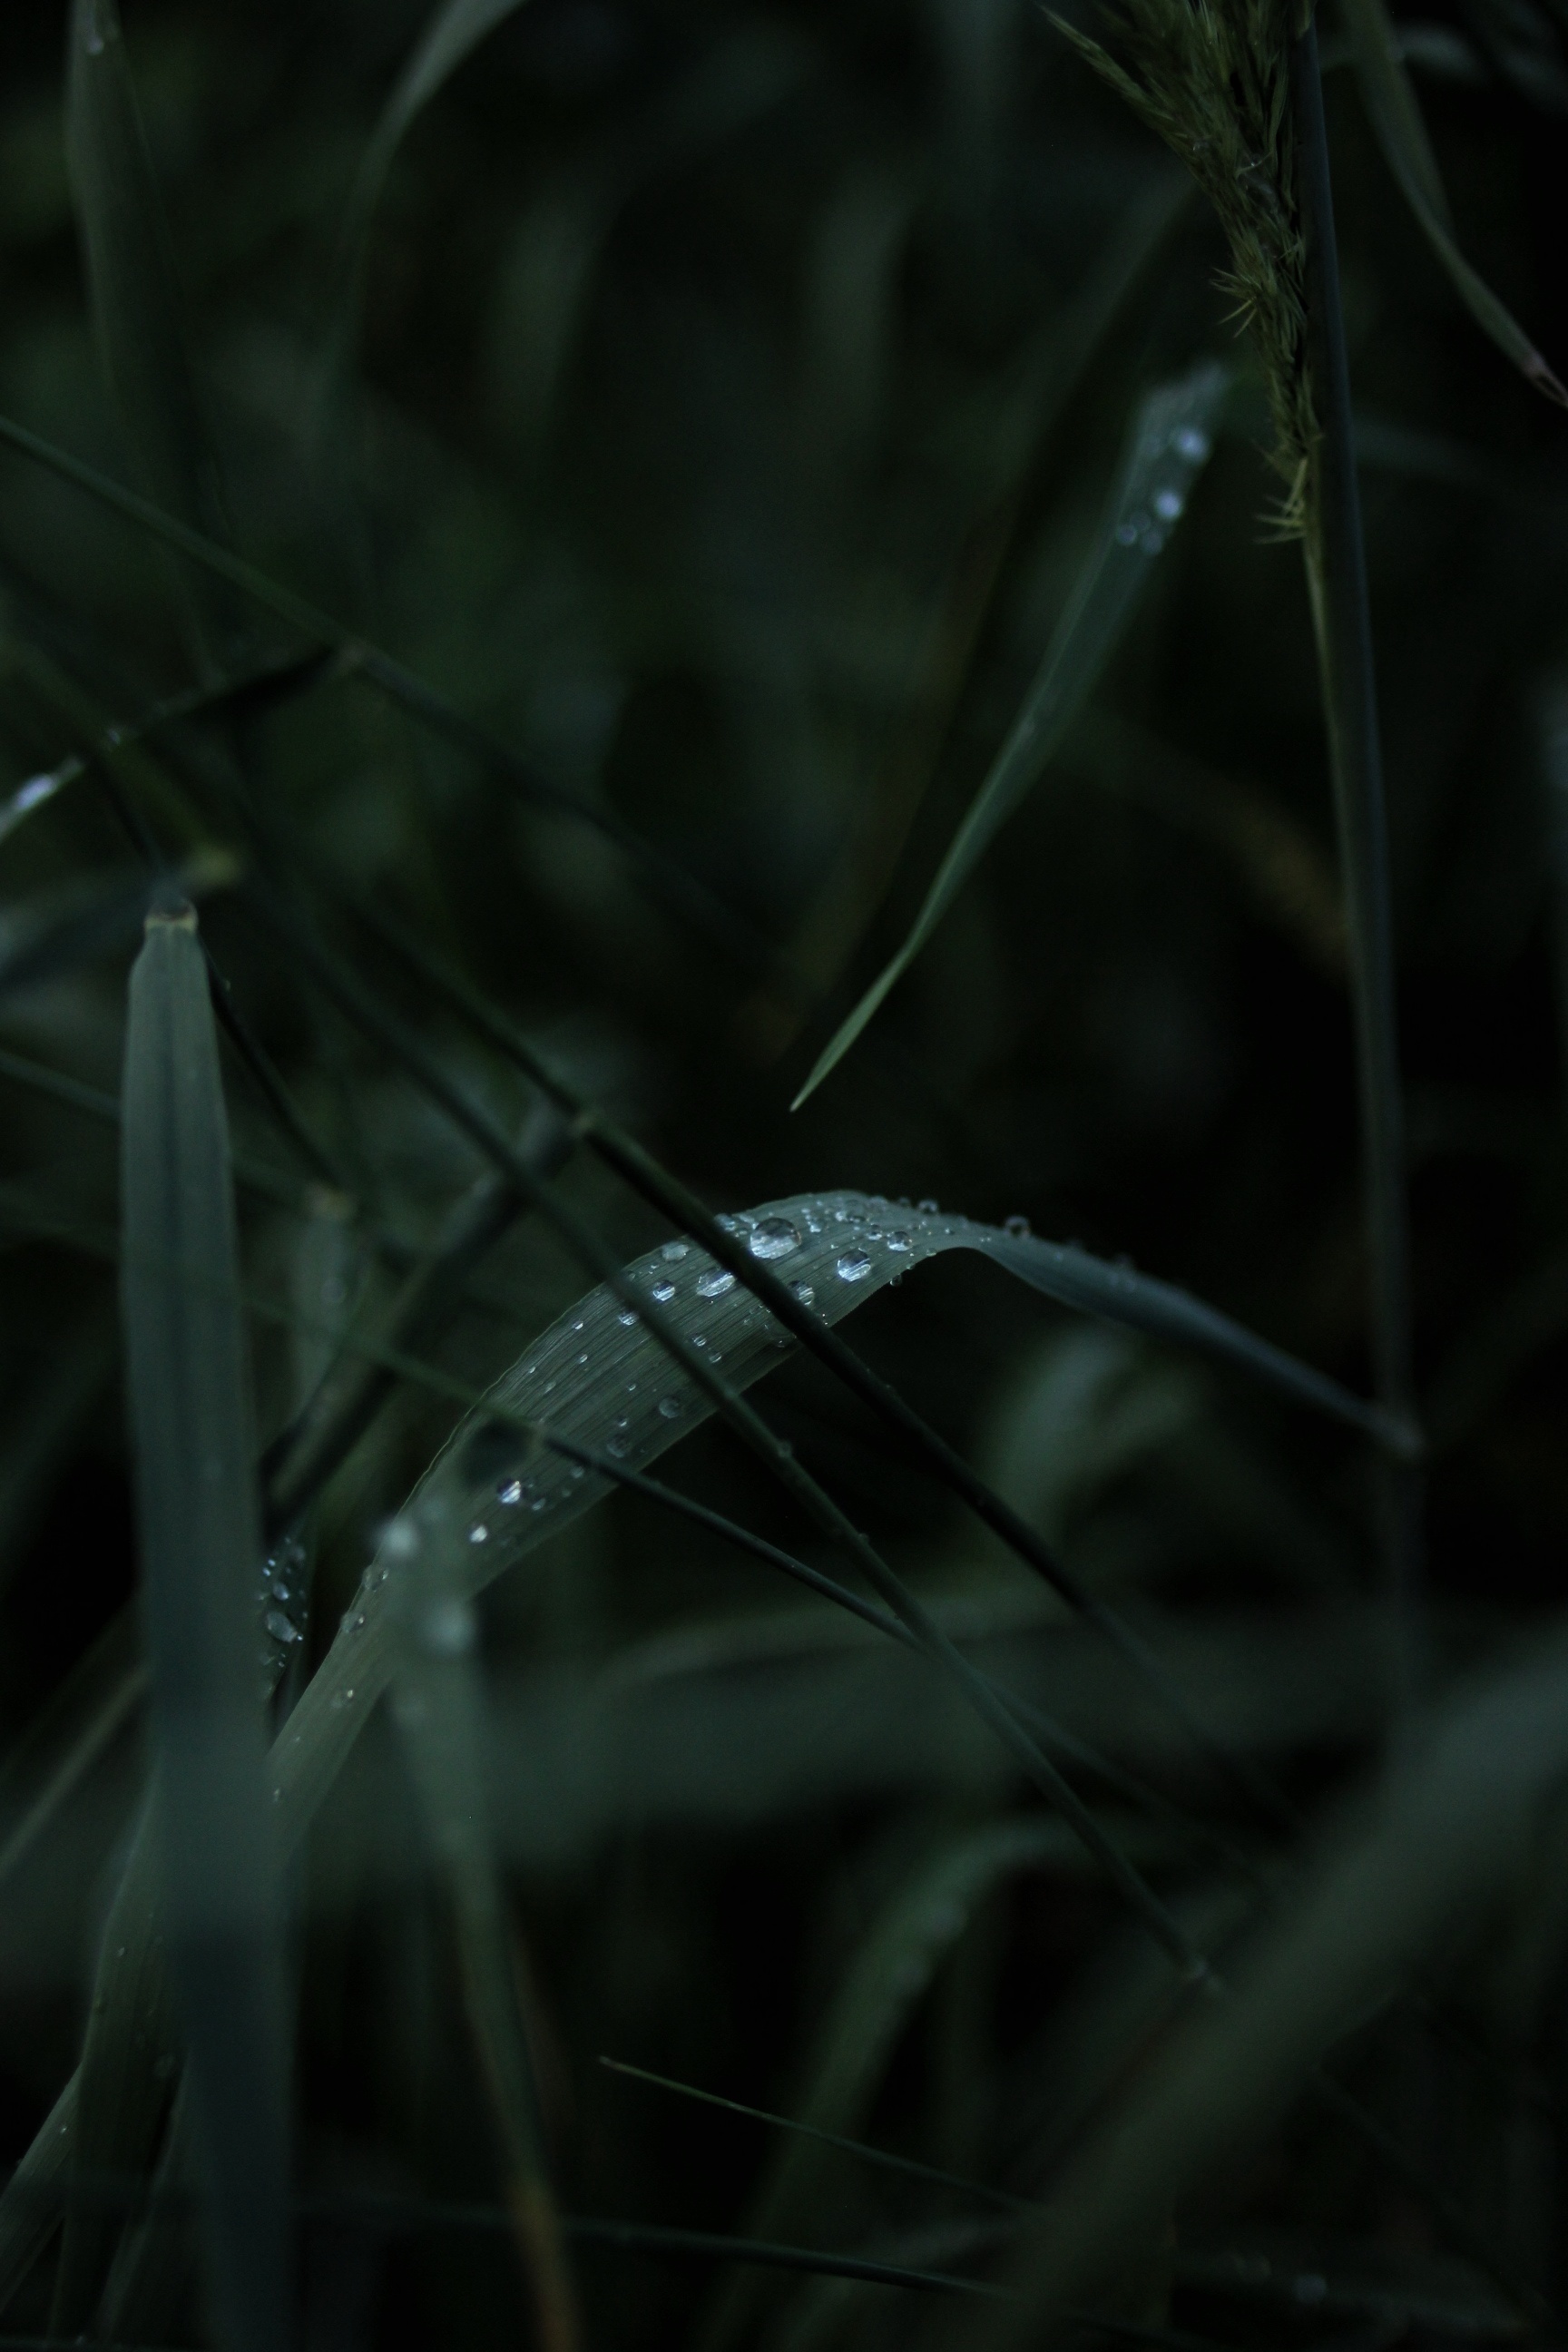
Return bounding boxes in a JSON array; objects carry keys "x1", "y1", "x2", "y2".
[
  {"x1": 792, "y1": 358, "x2": 1231, "y2": 1107},
  {"x1": 386, "y1": 1500, "x2": 578, "y2": 2352},
  {"x1": 967, "y1": 1638, "x2": 1568, "y2": 2351},
  {"x1": 1340, "y1": 0, "x2": 1566, "y2": 403},
  {"x1": 110, "y1": 905, "x2": 289, "y2": 2352},
  {"x1": 66, "y1": 0, "x2": 240, "y2": 663},
  {"x1": 336, "y1": 0, "x2": 532, "y2": 339}
]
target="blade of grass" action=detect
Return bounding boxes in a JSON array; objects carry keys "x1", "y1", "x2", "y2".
[
  {"x1": 964, "y1": 1637, "x2": 1568, "y2": 2351},
  {"x1": 0, "y1": 848, "x2": 237, "y2": 996},
  {"x1": 338, "y1": 0, "x2": 533, "y2": 330},
  {"x1": 385, "y1": 1497, "x2": 579, "y2": 2352},
  {"x1": 791, "y1": 358, "x2": 1232, "y2": 1107},
  {"x1": 1339, "y1": 0, "x2": 1566, "y2": 402},
  {"x1": 333, "y1": 892, "x2": 1394, "y2": 1831},
  {"x1": 66, "y1": 0, "x2": 240, "y2": 666},
  {"x1": 600, "y1": 2058, "x2": 1035, "y2": 2215},
  {"x1": 1290, "y1": 16, "x2": 1423, "y2": 1717},
  {"x1": 104, "y1": 903, "x2": 289, "y2": 2351}
]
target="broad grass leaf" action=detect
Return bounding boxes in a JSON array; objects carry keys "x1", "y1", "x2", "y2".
[
  {"x1": 792, "y1": 358, "x2": 1233, "y2": 1106},
  {"x1": 109, "y1": 906, "x2": 289, "y2": 2352},
  {"x1": 0, "y1": 1187, "x2": 1382, "y2": 2295},
  {"x1": 65, "y1": 0, "x2": 239, "y2": 663},
  {"x1": 1341, "y1": 0, "x2": 1566, "y2": 403},
  {"x1": 965, "y1": 1632, "x2": 1568, "y2": 2349}
]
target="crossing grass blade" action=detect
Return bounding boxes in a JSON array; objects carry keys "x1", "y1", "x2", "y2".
[
  {"x1": 110, "y1": 905, "x2": 289, "y2": 2352},
  {"x1": 791, "y1": 359, "x2": 1232, "y2": 1108},
  {"x1": 65, "y1": 0, "x2": 239, "y2": 664},
  {"x1": 386, "y1": 1498, "x2": 579, "y2": 2352},
  {"x1": 1339, "y1": 0, "x2": 1566, "y2": 404}
]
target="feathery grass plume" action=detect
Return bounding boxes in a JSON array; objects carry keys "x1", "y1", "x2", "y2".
[{"x1": 1055, "y1": 0, "x2": 1316, "y2": 528}]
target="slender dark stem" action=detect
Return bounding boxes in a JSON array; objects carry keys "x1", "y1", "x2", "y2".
[{"x1": 1291, "y1": 16, "x2": 1424, "y2": 1710}]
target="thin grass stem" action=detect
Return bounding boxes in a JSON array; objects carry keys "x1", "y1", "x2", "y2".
[{"x1": 1291, "y1": 15, "x2": 1425, "y2": 1714}]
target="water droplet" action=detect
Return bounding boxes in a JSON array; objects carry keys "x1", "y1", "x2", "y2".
[
  {"x1": 468, "y1": 1523, "x2": 489, "y2": 1544},
  {"x1": 696, "y1": 1267, "x2": 735, "y2": 1298},
  {"x1": 1153, "y1": 485, "x2": 1183, "y2": 523},
  {"x1": 658, "y1": 1396, "x2": 682, "y2": 1418},
  {"x1": 605, "y1": 1436, "x2": 628, "y2": 1457},
  {"x1": 1115, "y1": 520, "x2": 1140, "y2": 546},
  {"x1": 651, "y1": 1279, "x2": 676, "y2": 1304},
  {"x1": 748, "y1": 1216, "x2": 801, "y2": 1260},
  {"x1": 709, "y1": 1349, "x2": 722, "y2": 1364},
  {"x1": 715, "y1": 1214, "x2": 739, "y2": 1233},
  {"x1": 917, "y1": 1198, "x2": 939, "y2": 1214},
  {"x1": 617, "y1": 1307, "x2": 639, "y2": 1326},
  {"x1": 1172, "y1": 425, "x2": 1210, "y2": 462},
  {"x1": 789, "y1": 1280, "x2": 816, "y2": 1306},
  {"x1": 662, "y1": 1240, "x2": 689, "y2": 1261},
  {"x1": 1141, "y1": 524, "x2": 1166, "y2": 554},
  {"x1": 1004, "y1": 1213, "x2": 1032, "y2": 1239},
  {"x1": 530, "y1": 1494, "x2": 547, "y2": 1512},
  {"x1": 886, "y1": 1231, "x2": 912, "y2": 1253},
  {"x1": 575, "y1": 1350, "x2": 589, "y2": 1367},
  {"x1": 691, "y1": 1334, "x2": 707, "y2": 1348},
  {"x1": 836, "y1": 1251, "x2": 872, "y2": 1283},
  {"x1": 498, "y1": 1479, "x2": 524, "y2": 1505}
]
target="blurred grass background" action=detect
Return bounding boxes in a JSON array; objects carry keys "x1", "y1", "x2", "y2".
[{"x1": 1, "y1": 0, "x2": 1567, "y2": 2345}]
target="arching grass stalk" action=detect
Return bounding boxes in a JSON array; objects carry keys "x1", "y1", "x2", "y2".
[{"x1": 1057, "y1": 0, "x2": 1422, "y2": 1712}]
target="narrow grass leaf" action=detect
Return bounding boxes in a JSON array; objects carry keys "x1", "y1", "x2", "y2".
[
  {"x1": 386, "y1": 1498, "x2": 579, "y2": 2352},
  {"x1": 965, "y1": 1633, "x2": 1568, "y2": 2351},
  {"x1": 792, "y1": 359, "x2": 1231, "y2": 1106},
  {"x1": 66, "y1": 0, "x2": 239, "y2": 661},
  {"x1": 115, "y1": 906, "x2": 289, "y2": 2352},
  {"x1": 1340, "y1": 0, "x2": 1566, "y2": 403}
]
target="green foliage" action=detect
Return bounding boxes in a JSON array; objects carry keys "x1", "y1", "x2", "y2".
[{"x1": 0, "y1": 0, "x2": 1564, "y2": 2347}]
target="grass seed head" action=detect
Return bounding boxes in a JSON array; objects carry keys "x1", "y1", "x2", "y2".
[{"x1": 1057, "y1": 0, "x2": 1317, "y2": 529}]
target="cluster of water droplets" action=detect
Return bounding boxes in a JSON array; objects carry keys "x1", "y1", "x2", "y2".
[
  {"x1": 399, "y1": 1191, "x2": 993, "y2": 1567},
  {"x1": 1114, "y1": 416, "x2": 1213, "y2": 558},
  {"x1": 257, "y1": 1533, "x2": 308, "y2": 1683}
]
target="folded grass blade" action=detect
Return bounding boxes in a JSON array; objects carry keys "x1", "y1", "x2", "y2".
[
  {"x1": 792, "y1": 359, "x2": 1231, "y2": 1106},
  {"x1": 113, "y1": 905, "x2": 289, "y2": 2352},
  {"x1": 1340, "y1": 0, "x2": 1566, "y2": 403}
]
